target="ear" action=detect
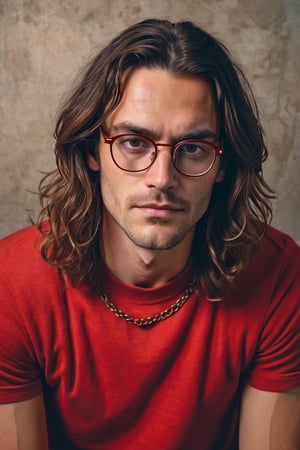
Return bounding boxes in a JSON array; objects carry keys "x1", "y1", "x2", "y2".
[
  {"x1": 87, "y1": 152, "x2": 100, "y2": 171},
  {"x1": 215, "y1": 168, "x2": 224, "y2": 183},
  {"x1": 86, "y1": 140, "x2": 100, "y2": 171}
]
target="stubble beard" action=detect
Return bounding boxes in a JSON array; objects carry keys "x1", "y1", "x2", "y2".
[{"x1": 122, "y1": 215, "x2": 195, "y2": 251}]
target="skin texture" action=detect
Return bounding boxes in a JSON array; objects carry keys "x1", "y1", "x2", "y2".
[
  {"x1": 239, "y1": 385, "x2": 300, "y2": 450},
  {"x1": 1, "y1": 387, "x2": 299, "y2": 449},
  {"x1": 0, "y1": 67, "x2": 299, "y2": 449},
  {"x1": 88, "y1": 68, "x2": 223, "y2": 287},
  {"x1": 0, "y1": 394, "x2": 48, "y2": 450}
]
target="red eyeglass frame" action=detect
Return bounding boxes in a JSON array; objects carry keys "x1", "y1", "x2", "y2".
[{"x1": 100, "y1": 128, "x2": 223, "y2": 177}]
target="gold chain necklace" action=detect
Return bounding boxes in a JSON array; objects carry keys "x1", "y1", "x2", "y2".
[{"x1": 100, "y1": 278, "x2": 196, "y2": 328}]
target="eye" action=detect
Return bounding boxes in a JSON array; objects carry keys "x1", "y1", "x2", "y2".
[
  {"x1": 180, "y1": 144, "x2": 202, "y2": 153},
  {"x1": 118, "y1": 135, "x2": 151, "y2": 151},
  {"x1": 177, "y1": 141, "x2": 212, "y2": 158}
]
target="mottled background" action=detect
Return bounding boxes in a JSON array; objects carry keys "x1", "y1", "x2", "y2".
[{"x1": 0, "y1": 0, "x2": 299, "y2": 241}]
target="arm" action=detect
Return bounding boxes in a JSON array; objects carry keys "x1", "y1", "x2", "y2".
[
  {"x1": 0, "y1": 394, "x2": 49, "y2": 450},
  {"x1": 239, "y1": 384, "x2": 300, "y2": 450}
]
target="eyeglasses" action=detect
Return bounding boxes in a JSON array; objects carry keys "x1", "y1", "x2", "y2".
[{"x1": 100, "y1": 128, "x2": 223, "y2": 177}]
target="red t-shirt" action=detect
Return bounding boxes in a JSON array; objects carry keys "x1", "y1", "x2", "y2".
[{"x1": 0, "y1": 225, "x2": 299, "y2": 450}]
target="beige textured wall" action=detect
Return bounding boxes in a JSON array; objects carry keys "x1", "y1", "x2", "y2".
[{"x1": 1, "y1": 0, "x2": 299, "y2": 241}]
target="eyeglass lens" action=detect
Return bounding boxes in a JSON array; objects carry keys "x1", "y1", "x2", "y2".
[{"x1": 110, "y1": 135, "x2": 216, "y2": 176}]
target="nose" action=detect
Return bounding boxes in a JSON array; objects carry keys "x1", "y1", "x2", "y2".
[{"x1": 144, "y1": 146, "x2": 178, "y2": 191}]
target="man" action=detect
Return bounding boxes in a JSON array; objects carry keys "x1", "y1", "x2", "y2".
[{"x1": 0, "y1": 18, "x2": 299, "y2": 450}]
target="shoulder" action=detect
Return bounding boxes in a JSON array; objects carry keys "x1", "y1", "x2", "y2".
[
  {"x1": 240, "y1": 227, "x2": 300, "y2": 391},
  {"x1": 0, "y1": 224, "x2": 43, "y2": 256},
  {"x1": 249, "y1": 225, "x2": 299, "y2": 285},
  {"x1": 0, "y1": 225, "x2": 61, "y2": 293},
  {"x1": 0, "y1": 226, "x2": 66, "y2": 350},
  {"x1": 264, "y1": 225, "x2": 299, "y2": 286},
  {"x1": 233, "y1": 224, "x2": 299, "y2": 312},
  {"x1": 262, "y1": 224, "x2": 299, "y2": 258}
]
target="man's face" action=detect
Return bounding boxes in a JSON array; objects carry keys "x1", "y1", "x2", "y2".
[{"x1": 88, "y1": 68, "x2": 223, "y2": 252}]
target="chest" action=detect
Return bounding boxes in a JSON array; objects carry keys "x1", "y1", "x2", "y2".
[{"x1": 40, "y1": 293, "x2": 260, "y2": 444}]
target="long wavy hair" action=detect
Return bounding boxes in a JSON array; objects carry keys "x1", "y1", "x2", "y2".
[{"x1": 38, "y1": 18, "x2": 274, "y2": 298}]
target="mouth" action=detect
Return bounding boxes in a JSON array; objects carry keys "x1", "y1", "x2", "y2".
[{"x1": 135, "y1": 203, "x2": 184, "y2": 217}]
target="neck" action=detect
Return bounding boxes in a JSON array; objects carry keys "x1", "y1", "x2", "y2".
[{"x1": 100, "y1": 233, "x2": 193, "y2": 289}]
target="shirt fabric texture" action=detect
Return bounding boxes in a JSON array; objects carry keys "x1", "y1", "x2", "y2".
[{"x1": 0, "y1": 225, "x2": 299, "y2": 450}]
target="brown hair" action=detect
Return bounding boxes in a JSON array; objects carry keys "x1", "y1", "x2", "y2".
[{"x1": 38, "y1": 18, "x2": 274, "y2": 298}]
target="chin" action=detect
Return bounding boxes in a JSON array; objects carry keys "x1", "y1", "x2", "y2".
[{"x1": 129, "y1": 232, "x2": 187, "y2": 251}]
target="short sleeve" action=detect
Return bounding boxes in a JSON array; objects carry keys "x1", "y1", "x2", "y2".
[
  {"x1": 0, "y1": 269, "x2": 43, "y2": 403},
  {"x1": 246, "y1": 236, "x2": 300, "y2": 391}
]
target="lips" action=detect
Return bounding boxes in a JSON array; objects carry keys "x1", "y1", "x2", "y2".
[
  {"x1": 138, "y1": 203, "x2": 182, "y2": 210},
  {"x1": 138, "y1": 203, "x2": 183, "y2": 211},
  {"x1": 135, "y1": 203, "x2": 184, "y2": 218}
]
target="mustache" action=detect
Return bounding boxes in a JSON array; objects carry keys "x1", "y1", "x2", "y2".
[{"x1": 128, "y1": 192, "x2": 189, "y2": 209}]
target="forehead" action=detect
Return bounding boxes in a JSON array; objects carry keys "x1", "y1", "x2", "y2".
[{"x1": 105, "y1": 68, "x2": 217, "y2": 137}]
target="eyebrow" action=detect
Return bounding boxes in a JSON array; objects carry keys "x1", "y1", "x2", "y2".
[{"x1": 108, "y1": 121, "x2": 218, "y2": 142}]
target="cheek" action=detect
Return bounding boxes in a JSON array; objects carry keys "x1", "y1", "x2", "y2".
[
  {"x1": 189, "y1": 180, "x2": 216, "y2": 215},
  {"x1": 100, "y1": 171, "x2": 116, "y2": 201},
  {"x1": 99, "y1": 168, "x2": 128, "y2": 215},
  {"x1": 194, "y1": 192, "x2": 211, "y2": 214},
  {"x1": 99, "y1": 151, "x2": 117, "y2": 193}
]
